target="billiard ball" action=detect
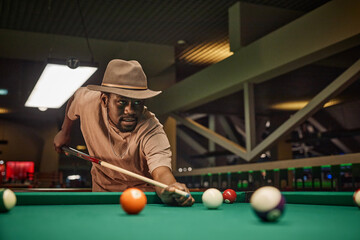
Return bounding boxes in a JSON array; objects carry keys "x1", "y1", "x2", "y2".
[
  {"x1": 353, "y1": 189, "x2": 360, "y2": 208},
  {"x1": 250, "y1": 186, "x2": 285, "y2": 222},
  {"x1": 120, "y1": 188, "x2": 147, "y2": 214},
  {"x1": 223, "y1": 189, "x2": 237, "y2": 204},
  {"x1": 0, "y1": 188, "x2": 17, "y2": 213},
  {"x1": 202, "y1": 188, "x2": 223, "y2": 209}
]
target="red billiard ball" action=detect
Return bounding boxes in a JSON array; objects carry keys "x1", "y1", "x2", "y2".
[
  {"x1": 120, "y1": 188, "x2": 147, "y2": 214},
  {"x1": 353, "y1": 189, "x2": 360, "y2": 208},
  {"x1": 223, "y1": 189, "x2": 237, "y2": 204}
]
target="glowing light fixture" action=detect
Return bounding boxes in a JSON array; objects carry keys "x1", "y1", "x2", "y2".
[
  {"x1": 323, "y1": 99, "x2": 341, "y2": 108},
  {"x1": 271, "y1": 99, "x2": 341, "y2": 111},
  {"x1": 0, "y1": 89, "x2": 8, "y2": 95},
  {"x1": 25, "y1": 60, "x2": 97, "y2": 109},
  {"x1": 178, "y1": 36, "x2": 233, "y2": 65},
  {"x1": 0, "y1": 108, "x2": 10, "y2": 114},
  {"x1": 67, "y1": 175, "x2": 81, "y2": 180}
]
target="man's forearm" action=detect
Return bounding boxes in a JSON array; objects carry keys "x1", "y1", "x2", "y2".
[
  {"x1": 61, "y1": 114, "x2": 74, "y2": 133},
  {"x1": 152, "y1": 166, "x2": 177, "y2": 200},
  {"x1": 154, "y1": 168, "x2": 177, "y2": 195},
  {"x1": 53, "y1": 95, "x2": 76, "y2": 152},
  {"x1": 61, "y1": 95, "x2": 75, "y2": 133}
]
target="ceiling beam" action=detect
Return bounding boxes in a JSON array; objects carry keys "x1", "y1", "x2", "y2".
[
  {"x1": 307, "y1": 117, "x2": 352, "y2": 154},
  {"x1": 174, "y1": 152, "x2": 360, "y2": 176},
  {"x1": 171, "y1": 113, "x2": 247, "y2": 160},
  {"x1": 177, "y1": 128, "x2": 207, "y2": 155},
  {"x1": 0, "y1": 29, "x2": 174, "y2": 77},
  {"x1": 218, "y1": 116, "x2": 239, "y2": 144},
  {"x1": 148, "y1": 0, "x2": 360, "y2": 115},
  {"x1": 229, "y1": 1, "x2": 303, "y2": 51},
  {"x1": 244, "y1": 82, "x2": 256, "y2": 151},
  {"x1": 248, "y1": 58, "x2": 360, "y2": 161}
]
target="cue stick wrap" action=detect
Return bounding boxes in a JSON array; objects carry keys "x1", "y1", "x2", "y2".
[{"x1": 62, "y1": 146, "x2": 190, "y2": 198}]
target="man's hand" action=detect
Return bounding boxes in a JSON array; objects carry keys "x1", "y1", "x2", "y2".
[
  {"x1": 159, "y1": 182, "x2": 195, "y2": 206},
  {"x1": 53, "y1": 129, "x2": 71, "y2": 153},
  {"x1": 152, "y1": 166, "x2": 195, "y2": 206}
]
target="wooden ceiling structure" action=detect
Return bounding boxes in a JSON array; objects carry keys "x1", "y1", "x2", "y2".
[{"x1": 0, "y1": 0, "x2": 359, "y2": 174}]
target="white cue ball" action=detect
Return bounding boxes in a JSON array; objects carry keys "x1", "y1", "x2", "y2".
[
  {"x1": 202, "y1": 188, "x2": 223, "y2": 209},
  {"x1": 0, "y1": 188, "x2": 17, "y2": 213}
]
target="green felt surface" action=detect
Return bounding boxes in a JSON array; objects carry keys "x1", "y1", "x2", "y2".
[
  {"x1": 1, "y1": 191, "x2": 359, "y2": 240},
  {"x1": 1, "y1": 203, "x2": 360, "y2": 240},
  {"x1": 13, "y1": 191, "x2": 247, "y2": 205},
  {"x1": 282, "y1": 191, "x2": 355, "y2": 205},
  {"x1": 12, "y1": 191, "x2": 354, "y2": 205}
]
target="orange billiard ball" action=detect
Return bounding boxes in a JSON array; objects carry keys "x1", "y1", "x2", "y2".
[{"x1": 120, "y1": 188, "x2": 147, "y2": 214}]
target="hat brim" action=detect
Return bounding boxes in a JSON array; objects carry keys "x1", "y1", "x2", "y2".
[{"x1": 87, "y1": 85, "x2": 161, "y2": 99}]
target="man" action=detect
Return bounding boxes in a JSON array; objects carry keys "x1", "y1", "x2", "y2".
[{"x1": 54, "y1": 59, "x2": 194, "y2": 206}]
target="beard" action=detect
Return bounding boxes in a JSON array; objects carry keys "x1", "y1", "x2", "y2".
[{"x1": 117, "y1": 115, "x2": 138, "y2": 132}]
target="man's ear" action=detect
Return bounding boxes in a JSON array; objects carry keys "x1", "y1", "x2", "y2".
[{"x1": 100, "y1": 93, "x2": 109, "y2": 107}]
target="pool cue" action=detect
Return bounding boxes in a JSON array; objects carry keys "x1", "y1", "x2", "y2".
[{"x1": 62, "y1": 146, "x2": 190, "y2": 198}]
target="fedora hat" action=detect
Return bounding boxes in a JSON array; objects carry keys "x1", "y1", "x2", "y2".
[{"x1": 87, "y1": 59, "x2": 161, "y2": 99}]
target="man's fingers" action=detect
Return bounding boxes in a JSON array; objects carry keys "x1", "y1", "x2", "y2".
[
  {"x1": 163, "y1": 182, "x2": 194, "y2": 206},
  {"x1": 179, "y1": 196, "x2": 195, "y2": 206},
  {"x1": 167, "y1": 186, "x2": 176, "y2": 192}
]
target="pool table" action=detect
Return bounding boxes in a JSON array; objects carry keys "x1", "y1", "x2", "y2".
[{"x1": 0, "y1": 191, "x2": 359, "y2": 240}]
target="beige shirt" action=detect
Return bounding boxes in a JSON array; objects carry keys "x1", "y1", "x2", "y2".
[{"x1": 67, "y1": 87, "x2": 172, "y2": 192}]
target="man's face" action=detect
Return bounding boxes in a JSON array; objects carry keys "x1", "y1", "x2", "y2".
[{"x1": 104, "y1": 93, "x2": 145, "y2": 132}]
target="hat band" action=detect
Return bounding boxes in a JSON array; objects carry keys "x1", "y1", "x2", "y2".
[{"x1": 102, "y1": 83, "x2": 147, "y2": 90}]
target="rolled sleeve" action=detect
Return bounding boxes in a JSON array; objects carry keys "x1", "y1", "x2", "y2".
[
  {"x1": 143, "y1": 132, "x2": 172, "y2": 173},
  {"x1": 67, "y1": 88, "x2": 85, "y2": 120},
  {"x1": 67, "y1": 87, "x2": 98, "y2": 121}
]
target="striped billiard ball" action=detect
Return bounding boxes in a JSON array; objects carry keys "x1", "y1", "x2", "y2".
[
  {"x1": 353, "y1": 189, "x2": 360, "y2": 208},
  {"x1": 0, "y1": 188, "x2": 17, "y2": 213},
  {"x1": 250, "y1": 186, "x2": 285, "y2": 222},
  {"x1": 223, "y1": 189, "x2": 237, "y2": 204}
]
